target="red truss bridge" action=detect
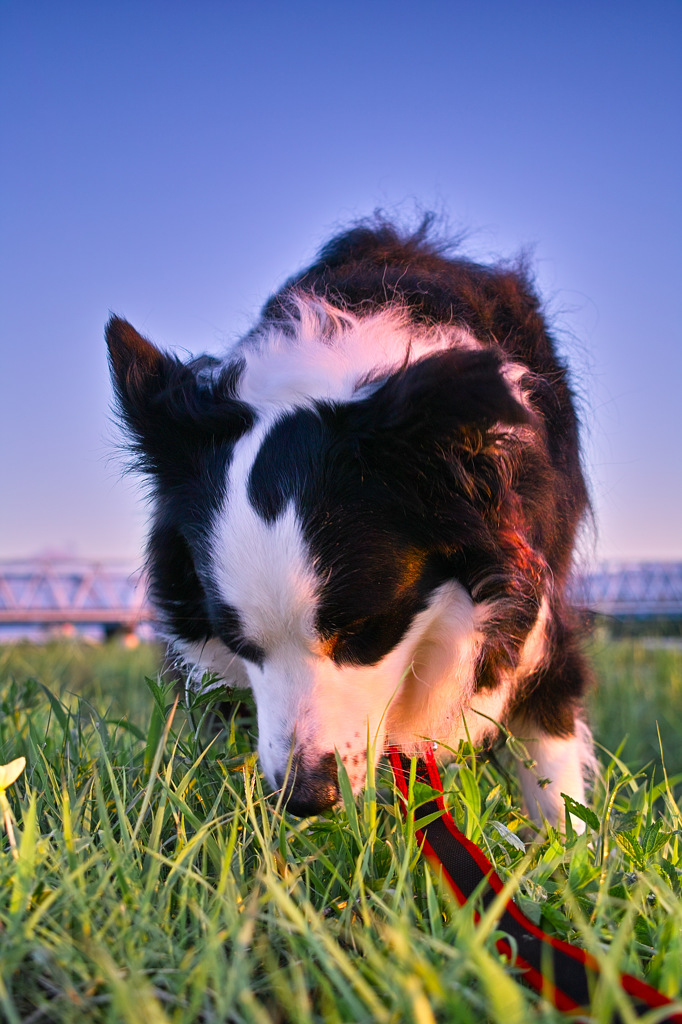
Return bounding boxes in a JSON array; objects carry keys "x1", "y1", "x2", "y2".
[
  {"x1": 0, "y1": 558, "x2": 680, "y2": 638},
  {"x1": 0, "y1": 558, "x2": 152, "y2": 635}
]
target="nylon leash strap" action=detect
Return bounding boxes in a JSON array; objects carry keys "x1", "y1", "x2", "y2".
[{"x1": 388, "y1": 746, "x2": 682, "y2": 1022}]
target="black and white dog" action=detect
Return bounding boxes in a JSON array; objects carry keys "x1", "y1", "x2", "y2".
[{"x1": 107, "y1": 218, "x2": 593, "y2": 823}]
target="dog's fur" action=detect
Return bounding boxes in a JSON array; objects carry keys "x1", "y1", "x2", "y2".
[{"x1": 107, "y1": 218, "x2": 593, "y2": 822}]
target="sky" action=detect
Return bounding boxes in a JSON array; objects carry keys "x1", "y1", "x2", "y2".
[{"x1": 1, "y1": 1, "x2": 681, "y2": 567}]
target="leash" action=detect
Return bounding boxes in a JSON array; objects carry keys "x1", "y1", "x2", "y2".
[{"x1": 388, "y1": 745, "x2": 682, "y2": 1022}]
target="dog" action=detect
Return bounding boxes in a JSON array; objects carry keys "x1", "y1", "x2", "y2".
[{"x1": 106, "y1": 217, "x2": 593, "y2": 824}]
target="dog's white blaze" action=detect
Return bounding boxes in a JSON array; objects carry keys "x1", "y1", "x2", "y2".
[
  {"x1": 212, "y1": 417, "x2": 319, "y2": 652},
  {"x1": 217, "y1": 500, "x2": 318, "y2": 650}
]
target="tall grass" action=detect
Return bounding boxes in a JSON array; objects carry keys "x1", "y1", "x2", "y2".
[
  {"x1": 0, "y1": 638, "x2": 681, "y2": 1023},
  {"x1": 587, "y1": 633, "x2": 682, "y2": 777}
]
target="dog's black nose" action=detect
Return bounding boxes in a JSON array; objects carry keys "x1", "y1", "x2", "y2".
[{"x1": 276, "y1": 752, "x2": 340, "y2": 817}]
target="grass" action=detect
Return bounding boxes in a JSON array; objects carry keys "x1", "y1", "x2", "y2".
[
  {"x1": 0, "y1": 637, "x2": 681, "y2": 1023},
  {"x1": 587, "y1": 632, "x2": 682, "y2": 777}
]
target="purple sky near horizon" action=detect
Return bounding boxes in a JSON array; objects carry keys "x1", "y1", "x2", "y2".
[{"x1": 1, "y1": 1, "x2": 681, "y2": 566}]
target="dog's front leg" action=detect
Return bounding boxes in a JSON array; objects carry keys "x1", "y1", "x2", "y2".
[{"x1": 514, "y1": 719, "x2": 595, "y2": 832}]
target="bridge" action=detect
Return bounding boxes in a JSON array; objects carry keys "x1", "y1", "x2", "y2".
[
  {"x1": 570, "y1": 562, "x2": 682, "y2": 619},
  {"x1": 0, "y1": 558, "x2": 680, "y2": 639},
  {"x1": 0, "y1": 558, "x2": 152, "y2": 637}
]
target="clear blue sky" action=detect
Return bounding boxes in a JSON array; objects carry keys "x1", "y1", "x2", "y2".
[{"x1": 1, "y1": 1, "x2": 680, "y2": 565}]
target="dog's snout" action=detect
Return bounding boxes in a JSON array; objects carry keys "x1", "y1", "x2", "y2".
[{"x1": 276, "y1": 751, "x2": 339, "y2": 817}]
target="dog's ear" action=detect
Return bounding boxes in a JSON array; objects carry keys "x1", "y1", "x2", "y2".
[
  {"x1": 353, "y1": 348, "x2": 533, "y2": 442},
  {"x1": 334, "y1": 348, "x2": 537, "y2": 527},
  {"x1": 106, "y1": 315, "x2": 174, "y2": 420},
  {"x1": 105, "y1": 315, "x2": 252, "y2": 473}
]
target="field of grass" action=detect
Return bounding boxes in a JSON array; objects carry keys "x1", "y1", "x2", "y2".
[{"x1": 0, "y1": 636, "x2": 681, "y2": 1023}]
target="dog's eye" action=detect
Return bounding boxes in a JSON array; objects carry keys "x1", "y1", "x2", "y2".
[
  {"x1": 321, "y1": 600, "x2": 421, "y2": 667},
  {"x1": 331, "y1": 616, "x2": 371, "y2": 641},
  {"x1": 340, "y1": 616, "x2": 370, "y2": 635},
  {"x1": 322, "y1": 616, "x2": 387, "y2": 666}
]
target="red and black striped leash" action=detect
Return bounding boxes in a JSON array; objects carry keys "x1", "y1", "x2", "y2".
[{"x1": 388, "y1": 745, "x2": 682, "y2": 1022}]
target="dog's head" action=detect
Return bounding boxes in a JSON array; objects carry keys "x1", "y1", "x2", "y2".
[{"x1": 107, "y1": 312, "x2": 532, "y2": 814}]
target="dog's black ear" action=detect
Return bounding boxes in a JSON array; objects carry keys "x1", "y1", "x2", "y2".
[
  {"x1": 106, "y1": 315, "x2": 175, "y2": 418},
  {"x1": 334, "y1": 348, "x2": 537, "y2": 533},
  {"x1": 105, "y1": 315, "x2": 253, "y2": 473},
  {"x1": 354, "y1": 347, "x2": 533, "y2": 442},
  {"x1": 106, "y1": 315, "x2": 193, "y2": 468}
]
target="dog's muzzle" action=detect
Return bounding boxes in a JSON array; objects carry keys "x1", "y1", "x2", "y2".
[{"x1": 275, "y1": 751, "x2": 340, "y2": 817}]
